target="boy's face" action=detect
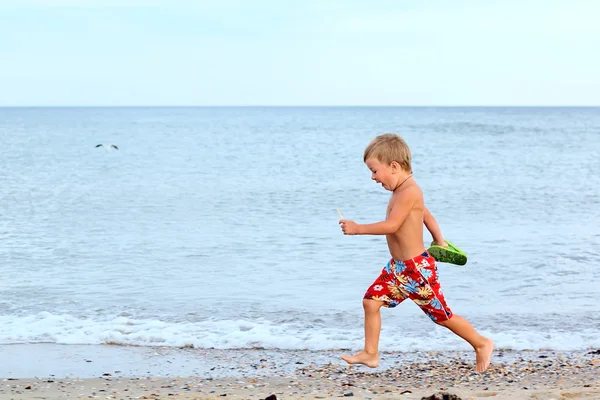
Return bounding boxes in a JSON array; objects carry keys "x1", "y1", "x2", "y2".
[{"x1": 365, "y1": 157, "x2": 399, "y2": 191}]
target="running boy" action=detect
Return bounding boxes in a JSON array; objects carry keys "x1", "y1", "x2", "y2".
[{"x1": 339, "y1": 133, "x2": 494, "y2": 372}]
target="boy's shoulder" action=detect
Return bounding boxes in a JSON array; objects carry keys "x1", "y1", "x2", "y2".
[
  {"x1": 389, "y1": 180, "x2": 422, "y2": 206},
  {"x1": 394, "y1": 179, "x2": 422, "y2": 198}
]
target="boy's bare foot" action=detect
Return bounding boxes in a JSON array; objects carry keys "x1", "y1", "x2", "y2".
[
  {"x1": 341, "y1": 351, "x2": 379, "y2": 368},
  {"x1": 475, "y1": 338, "x2": 494, "y2": 372}
]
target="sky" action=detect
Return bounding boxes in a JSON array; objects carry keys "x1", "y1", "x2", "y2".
[{"x1": 0, "y1": 0, "x2": 599, "y2": 106}]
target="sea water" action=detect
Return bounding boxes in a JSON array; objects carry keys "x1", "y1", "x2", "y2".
[{"x1": 1, "y1": 106, "x2": 599, "y2": 353}]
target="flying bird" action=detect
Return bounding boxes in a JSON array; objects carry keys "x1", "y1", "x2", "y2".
[{"x1": 96, "y1": 144, "x2": 119, "y2": 151}]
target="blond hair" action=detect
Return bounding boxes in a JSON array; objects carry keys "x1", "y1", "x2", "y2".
[{"x1": 363, "y1": 133, "x2": 412, "y2": 172}]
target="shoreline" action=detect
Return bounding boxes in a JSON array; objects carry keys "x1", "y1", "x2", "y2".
[
  {"x1": 1, "y1": 345, "x2": 599, "y2": 399},
  {"x1": 2, "y1": 343, "x2": 599, "y2": 378}
]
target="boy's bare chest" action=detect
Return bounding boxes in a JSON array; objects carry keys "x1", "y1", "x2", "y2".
[
  {"x1": 386, "y1": 201, "x2": 393, "y2": 218},
  {"x1": 386, "y1": 194, "x2": 396, "y2": 218}
]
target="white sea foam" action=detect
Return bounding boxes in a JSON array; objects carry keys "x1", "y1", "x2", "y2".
[{"x1": 1, "y1": 312, "x2": 599, "y2": 351}]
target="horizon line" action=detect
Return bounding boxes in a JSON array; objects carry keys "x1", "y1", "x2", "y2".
[{"x1": 1, "y1": 105, "x2": 599, "y2": 108}]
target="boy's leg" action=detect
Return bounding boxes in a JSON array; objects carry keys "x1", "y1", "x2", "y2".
[
  {"x1": 343, "y1": 259, "x2": 407, "y2": 368},
  {"x1": 406, "y1": 253, "x2": 494, "y2": 372},
  {"x1": 436, "y1": 315, "x2": 494, "y2": 372},
  {"x1": 341, "y1": 298, "x2": 384, "y2": 368}
]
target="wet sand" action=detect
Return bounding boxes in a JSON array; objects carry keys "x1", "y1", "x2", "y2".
[{"x1": 1, "y1": 346, "x2": 599, "y2": 399}]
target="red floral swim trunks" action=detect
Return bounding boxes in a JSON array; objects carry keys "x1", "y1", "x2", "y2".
[{"x1": 364, "y1": 251, "x2": 453, "y2": 322}]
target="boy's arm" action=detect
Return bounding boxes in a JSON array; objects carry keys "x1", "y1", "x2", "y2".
[
  {"x1": 340, "y1": 187, "x2": 418, "y2": 235},
  {"x1": 423, "y1": 206, "x2": 446, "y2": 246}
]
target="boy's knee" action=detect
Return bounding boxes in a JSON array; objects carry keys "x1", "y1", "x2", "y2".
[{"x1": 362, "y1": 298, "x2": 383, "y2": 311}]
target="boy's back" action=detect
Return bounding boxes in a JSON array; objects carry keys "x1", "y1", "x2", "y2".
[{"x1": 385, "y1": 179, "x2": 426, "y2": 261}]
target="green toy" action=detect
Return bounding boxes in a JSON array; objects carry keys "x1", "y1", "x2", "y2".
[{"x1": 428, "y1": 240, "x2": 468, "y2": 266}]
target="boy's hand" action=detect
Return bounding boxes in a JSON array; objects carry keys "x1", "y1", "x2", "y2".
[
  {"x1": 433, "y1": 240, "x2": 448, "y2": 247},
  {"x1": 339, "y1": 219, "x2": 360, "y2": 235}
]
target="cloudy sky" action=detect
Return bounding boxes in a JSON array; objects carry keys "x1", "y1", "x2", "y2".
[{"x1": 0, "y1": 0, "x2": 598, "y2": 106}]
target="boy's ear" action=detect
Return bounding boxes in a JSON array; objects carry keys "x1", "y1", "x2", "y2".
[{"x1": 390, "y1": 160, "x2": 400, "y2": 172}]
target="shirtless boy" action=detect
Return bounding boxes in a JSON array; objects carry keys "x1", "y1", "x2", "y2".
[{"x1": 339, "y1": 133, "x2": 494, "y2": 372}]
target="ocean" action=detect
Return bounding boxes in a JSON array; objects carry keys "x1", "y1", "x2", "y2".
[{"x1": 1, "y1": 106, "x2": 599, "y2": 355}]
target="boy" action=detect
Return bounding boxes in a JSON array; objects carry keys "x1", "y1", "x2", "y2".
[{"x1": 339, "y1": 133, "x2": 494, "y2": 373}]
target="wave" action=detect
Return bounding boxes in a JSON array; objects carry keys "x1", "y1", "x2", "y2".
[{"x1": 1, "y1": 312, "x2": 599, "y2": 352}]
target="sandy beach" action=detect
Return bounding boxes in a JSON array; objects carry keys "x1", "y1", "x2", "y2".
[{"x1": 2, "y1": 346, "x2": 598, "y2": 400}]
